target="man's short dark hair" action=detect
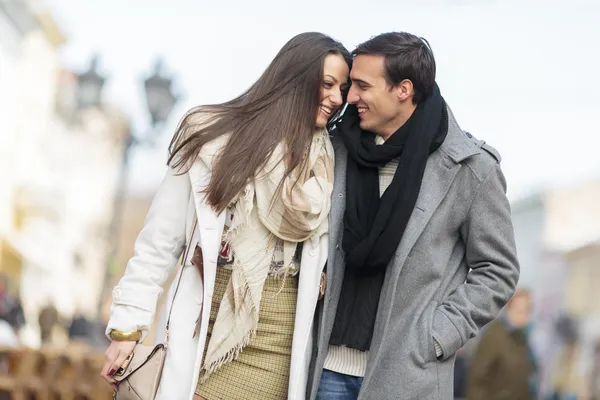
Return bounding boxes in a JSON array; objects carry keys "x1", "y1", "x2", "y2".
[{"x1": 353, "y1": 32, "x2": 436, "y2": 104}]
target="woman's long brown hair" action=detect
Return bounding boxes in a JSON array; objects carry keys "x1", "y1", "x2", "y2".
[{"x1": 167, "y1": 32, "x2": 351, "y2": 213}]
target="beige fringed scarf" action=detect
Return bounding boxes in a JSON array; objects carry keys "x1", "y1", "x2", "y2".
[{"x1": 196, "y1": 128, "x2": 334, "y2": 383}]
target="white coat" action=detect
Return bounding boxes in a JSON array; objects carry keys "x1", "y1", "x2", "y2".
[{"x1": 106, "y1": 154, "x2": 328, "y2": 400}]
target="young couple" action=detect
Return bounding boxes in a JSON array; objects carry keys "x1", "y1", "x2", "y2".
[{"x1": 100, "y1": 31, "x2": 520, "y2": 400}]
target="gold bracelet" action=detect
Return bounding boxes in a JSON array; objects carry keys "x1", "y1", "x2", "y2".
[{"x1": 109, "y1": 329, "x2": 142, "y2": 342}]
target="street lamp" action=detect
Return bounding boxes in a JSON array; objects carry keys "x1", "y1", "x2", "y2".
[
  {"x1": 144, "y1": 58, "x2": 178, "y2": 128},
  {"x1": 76, "y1": 54, "x2": 105, "y2": 110},
  {"x1": 74, "y1": 55, "x2": 181, "y2": 319}
]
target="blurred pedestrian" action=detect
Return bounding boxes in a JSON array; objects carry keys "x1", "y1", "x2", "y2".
[
  {"x1": 6, "y1": 299, "x2": 24, "y2": 332},
  {"x1": 38, "y1": 304, "x2": 58, "y2": 345},
  {"x1": 454, "y1": 347, "x2": 469, "y2": 399},
  {"x1": 467, "y1": 288, "x2": 537, "y2": 400},
  {"x1": 590, "y1": 341, "x2": 600, "y2": 400},
  {"x1": 548, "y1": 341, "x2": 581, "y2": 400},
  {"x1": 544, "y1": 315, "x2": 582, "y2": 400},
  {"x1": 0, "y1": 300, "x2": 18, "y2": 347},
  {"x1": 101, "y1": 32, "x2": 351, "y2": 400}
]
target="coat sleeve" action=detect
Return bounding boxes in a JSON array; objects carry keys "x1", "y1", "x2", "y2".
[
  {"x1": 105, "y1": 167, "x2": 191, "y2": 342},
  {"x1": 431, "y1": 162, "x2": 519, "y2": 359}
]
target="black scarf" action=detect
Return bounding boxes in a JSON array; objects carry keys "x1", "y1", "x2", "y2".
[{"x1": 330, "y1": 84, "x2": 448, "y2": 351}]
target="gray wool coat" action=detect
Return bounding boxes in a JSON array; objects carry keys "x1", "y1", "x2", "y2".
[{"x1": 307, "y1": 108, "x2": 520, "y2": 400}]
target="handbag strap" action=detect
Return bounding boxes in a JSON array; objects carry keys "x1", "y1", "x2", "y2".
[{"x1": 164, "y1": 213, "x2": 198, "y2": 343}]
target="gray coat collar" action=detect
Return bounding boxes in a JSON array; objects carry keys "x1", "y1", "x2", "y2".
[{"x1": 438, "y1": 106, "x2": 481, "y2": 164}]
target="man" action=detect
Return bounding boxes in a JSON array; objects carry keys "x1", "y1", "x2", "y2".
[
  {"x1": 307, "y1": 32, "x2": 520, "y2": 400},
  {"x1": 467, "y1": 289, "x2": 537, "y2": 400}
]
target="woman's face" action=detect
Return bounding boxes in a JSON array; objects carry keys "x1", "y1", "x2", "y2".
[{"x1": 315, "y1": 54, "x2": 350, "y2": 129}]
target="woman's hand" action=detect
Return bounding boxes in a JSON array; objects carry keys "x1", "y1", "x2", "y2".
[{"x1": 100, "y1": 340, "x2": 137, "y2": 391}]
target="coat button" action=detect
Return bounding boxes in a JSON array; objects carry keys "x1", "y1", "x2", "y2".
[
  {"x1": 309, "y1": 250, "x2": 316, "y2": 257},
  {"x1": 113, "y1": 289, "x2": 121, "y2": 301},
  {"x1": 338, "y1": 193, "x2": 343, "y2": 198}
]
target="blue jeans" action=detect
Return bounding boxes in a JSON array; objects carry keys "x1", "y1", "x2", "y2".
[{"x1": 316, "y1": 369, "x2": 363, "y2": 400}]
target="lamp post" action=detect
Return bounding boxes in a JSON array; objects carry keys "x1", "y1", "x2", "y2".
[
  {"x1": 74, "y1": 55, "x2": 180, "y2": 318},
  {"x1": 145, "y1": 58, "x2": 178, "y2": 128},
  {"x1": 75, "y1": 54, "x2": 105, "y2": 110}
]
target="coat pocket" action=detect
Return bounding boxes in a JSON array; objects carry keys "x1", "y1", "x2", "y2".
[{"x1": 413, "y1": 301, "x2": 438, "y2": 366}]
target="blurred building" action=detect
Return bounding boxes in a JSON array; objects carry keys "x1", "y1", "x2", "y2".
[
  {"x1": 512, "y1": 181, "x2": 600, "y2": 315},
  {"x1": 11, "y1": 71, "x2": 130, "y2": 348},
  {"x1": 511, "y1": 180, "x2": 600, "y2": 398},
  {"x1": 511, "y1": 193, "x2": 546, "y2": 289},
  {"x1": 0, "y1": 0, "x2": 64, "y2": 286},
  {"x1": 0, "y1": 0, "x2": 66, "y2": 294},
  {"x1": 546, "y1": 182, "x2": 600, "y2": 379},
  {"x1": 0, "y1": 1, "x2": 131, "y2": 348}
]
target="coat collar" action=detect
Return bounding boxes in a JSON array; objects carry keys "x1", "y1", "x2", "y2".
[{"x1": 438, "y1": 106, "x2": 481, "y2": 164}]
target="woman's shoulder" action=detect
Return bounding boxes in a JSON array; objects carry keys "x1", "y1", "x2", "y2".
[
  {"x1": 169, "y1": 106, "x2": 227, "y2": 168},
  {"x1": 190, "y1": 110, "x2": 230, "y2": 164},
  {"x1": 179, "y1": 106, "x2": 218, "y2": 135}
]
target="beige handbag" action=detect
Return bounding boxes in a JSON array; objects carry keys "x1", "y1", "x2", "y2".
[{"x1": 112, "y1": 216, "x2": 198, "y2": 400}]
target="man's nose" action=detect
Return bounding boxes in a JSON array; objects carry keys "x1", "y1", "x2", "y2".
[{"x1": 347, "y1": 86, "x2": 359, "y2": 104}]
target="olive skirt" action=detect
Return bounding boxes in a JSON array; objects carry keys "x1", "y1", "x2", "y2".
[{"x1": 195, "y1": 267, "x2": 298, "y2": 400}]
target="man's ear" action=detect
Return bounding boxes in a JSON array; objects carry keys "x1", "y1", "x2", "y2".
[{"x1": 395, "y1": 79, "x2": 414, "y2": 103}]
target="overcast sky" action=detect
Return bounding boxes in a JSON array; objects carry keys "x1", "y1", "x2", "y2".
[{"x1": 44, "y1": 0, "x2": 600, "y2": 201}]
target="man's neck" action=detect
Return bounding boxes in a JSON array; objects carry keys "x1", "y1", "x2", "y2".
[{"x1": 379, "y1": 103, "x2": 417, "y2": 141}]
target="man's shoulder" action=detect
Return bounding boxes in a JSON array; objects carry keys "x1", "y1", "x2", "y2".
[{"x1": 460, "y1": 131, "x2": 503, "y2": 182}]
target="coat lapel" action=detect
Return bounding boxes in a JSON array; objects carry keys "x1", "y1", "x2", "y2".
[
  {"x1": 314, "y1": 134, "x2": 348, "y2": 357},
  {"x1": 391, "y1": 106, "x2": 481, "y2": 278},
  {"x1": 187, "y1": 163, "x2": 223, "y2": 244},
  {"x1": 327, "y1": 134, "x2": 347, "y2": 296},
  {"x1": 186, "y1": 158, "x2": 224, "y2": 380},
  {"x1": 329, "y1": 135, "x2": 347, "y2": 245},
  {"x1": 392, "y1": 154, "x2": 461, "y2": 270}
]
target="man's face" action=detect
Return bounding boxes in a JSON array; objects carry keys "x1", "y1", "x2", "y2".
[
  {"x1": 347, "y1": 54, "x2": 404, "y2": 137},
  {"x1": 507, "y1": 295, "x2": 532, "y2": 329}
]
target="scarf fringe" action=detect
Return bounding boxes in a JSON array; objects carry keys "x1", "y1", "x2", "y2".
[
  {"x1": 198, "y1": 326, "x2": 257, "y2": 384},
  {"x1": 199, "y1": 254, "x2": 262, "y2": 383}
]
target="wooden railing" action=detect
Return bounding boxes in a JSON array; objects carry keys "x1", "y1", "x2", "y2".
[{"x1": 0, "y1": 346, "x2": 114, "y2": 400}]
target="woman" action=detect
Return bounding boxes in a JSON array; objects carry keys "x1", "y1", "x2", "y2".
[{"x1": 100, "y1": 32, "x2": 350, "y2": 400}]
